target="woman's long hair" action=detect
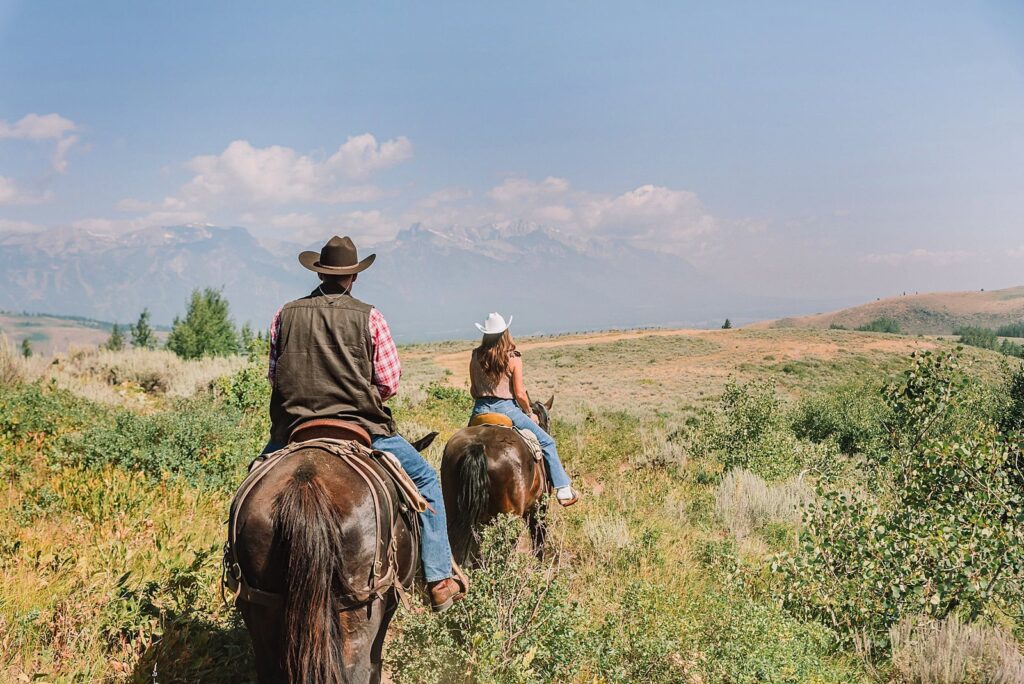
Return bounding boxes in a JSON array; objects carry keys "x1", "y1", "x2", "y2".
[{"x1": 474, "y1": 329, "x2": 516, "y2": 385}]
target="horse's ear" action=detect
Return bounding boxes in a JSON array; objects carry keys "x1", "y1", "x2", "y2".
[
  {"x1": 544, "y1": 395, "x2": 554, "y2": 410},
  {"x1": 410, "y1": 431, "x2": 439, "y2": 452}
]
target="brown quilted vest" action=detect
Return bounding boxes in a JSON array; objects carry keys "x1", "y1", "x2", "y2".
[{"x1": 269, "y1": 289, "x2": 395, "y2": 443}]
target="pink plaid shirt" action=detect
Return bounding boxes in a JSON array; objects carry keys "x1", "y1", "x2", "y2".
[{"x1": 267, "y1": 305, "x2": 402, "y2": 401}]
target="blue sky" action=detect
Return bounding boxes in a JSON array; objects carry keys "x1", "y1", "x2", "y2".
[{"x1": 1, "y1": 1, "x2": 1023, "y2": 300}]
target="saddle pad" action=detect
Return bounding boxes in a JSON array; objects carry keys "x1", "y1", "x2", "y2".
[
  {"x1": 516, "y1": 427, "x2": 544, "y2": 462},
  {"x1": 470, "y1": 412, "x2": 514, "y2": 427}
]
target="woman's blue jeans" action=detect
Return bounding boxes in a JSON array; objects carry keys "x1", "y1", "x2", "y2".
[
  {"x1": 259, "y1": 435, "x2": 453, "y2": 583},
  {"x1": 470, "y1": 398, "x2": 572, "y2": 489}
]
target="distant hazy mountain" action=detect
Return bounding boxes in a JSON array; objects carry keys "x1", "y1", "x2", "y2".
[{"x1": 0, "y1": 222, "x2": 824, "y2": 341}]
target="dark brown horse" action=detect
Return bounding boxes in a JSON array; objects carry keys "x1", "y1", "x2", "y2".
[
  {"x1": 231, "y1": 431, "x2": 437, "y2": 683},
  {"x1": 440, "y1": 397, "x2": 554, "y2": 564}
]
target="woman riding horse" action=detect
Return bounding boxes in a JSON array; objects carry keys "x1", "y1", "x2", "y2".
[{"x1": 468, "y1": 312, "x2": 579, "y2": 506}]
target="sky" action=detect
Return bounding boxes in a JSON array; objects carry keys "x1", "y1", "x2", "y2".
[{"x1": 1, "y1": 1, "x2": 1023, "y2": 302}]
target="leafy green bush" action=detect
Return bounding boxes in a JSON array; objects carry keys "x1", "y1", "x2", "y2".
[
  {"x1": 215, "y1": 358, "x2": 271, "y2": 415},
  {"x1": 0, "y1": 382, "x2": 100, "y2": 444},
  {"x1": 589, "y1": 581, "x2": 692, "y2": 682},
  {"x1": 857, "y1": 317, "x2": 901, "y2": 334},
  {"x1": 693, "y1": 589, "x2": 862, "y2": 684},
  {"x1": 791, "y1": 381, "x2": 888, "y2": 456},
  {"x1": 695, "y1": 380, "x2": 833, "y2": 480},
  {"x1": 388, "y1": 516, "x2": 584, "y2": 684},
  {"x1": 777, "y1": 351, "x2": 1024, "y2": 649},
  {"x1": 57, "y1": 397, "x2": 256, "y2": 488}
]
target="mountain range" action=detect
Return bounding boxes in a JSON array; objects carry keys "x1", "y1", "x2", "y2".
[{"x1": 0, "y1": 222, "x2": 836, "y2": 342}]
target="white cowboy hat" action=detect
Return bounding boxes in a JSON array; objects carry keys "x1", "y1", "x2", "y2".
[{"x1": 475, "y1": 312, "x2": 513, "y2": 335}]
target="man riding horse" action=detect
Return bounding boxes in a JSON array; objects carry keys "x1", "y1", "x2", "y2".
[{"x1": 262, "y1": 235, "x2": 467, "y2": 612}]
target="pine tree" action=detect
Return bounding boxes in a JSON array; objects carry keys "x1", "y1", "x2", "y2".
[
  {"x1": 105, "y1": 323, "x2": 126, "y2": 351},
  {"x1": 130, "y1": 309, "x2": 157, "y2": 349},
  {"x1": 166, "y1": 288, "x2": 239, "y2": 359},
  {"x1": 238, "y1": 322, "x2": 254, "y2": 354},
  {"x1": 722, "y1": 318, "x2": 732, "y2": 329},
  {"x1": 20, "y1": 338, "x2": 32, "y2": 358}
]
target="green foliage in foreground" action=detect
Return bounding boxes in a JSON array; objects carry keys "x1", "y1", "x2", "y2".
[
  {"x1": 777, "y1": 351, "x2": 1024, "y2": 647},
  {"x1": 857, "y1": 317, "x2": 901, "y2": 334}
]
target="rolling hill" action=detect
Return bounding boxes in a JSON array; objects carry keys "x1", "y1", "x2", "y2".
[{"x1": 754, "y1": 286, "x2": 1024, "y2": 334}]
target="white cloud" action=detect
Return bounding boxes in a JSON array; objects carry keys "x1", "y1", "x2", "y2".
[
  {"x1": 488, "y1": 176, "x2": 569, "y2": 203},
  {"x1": 0, "y1": 113, "x2": 76, "y2": 140},
  {"x1": 582, "y1": 184, "x2": 716, "y2": 245},
  {"x1": 1008, "y1": 246, "x2": 1024, "y2": 259},
  {"x1": 0, "y1": 176, "x2": 52, "y2": 205},
  {"x1": 0, "y1": 219, "x2": 44, "y2": 233},
  {"x1": 0, "y1": 113, "x2": 80, "y2": 174},
  {"x1": 863, "y1": 249, "x2": 975, "y2": 267},
  {"x1": 177, "y1": 135, "x2": 411, "y2": 207}
]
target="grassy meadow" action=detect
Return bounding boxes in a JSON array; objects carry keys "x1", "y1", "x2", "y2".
[{"x1": 1, "y1": 328, "x2": 1023, "y2": 682}]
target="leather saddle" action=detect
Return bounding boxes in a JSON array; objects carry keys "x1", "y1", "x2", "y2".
[
  {"x1": 469, "y1": 412, "x2": 514, "y2": 428},
  {"x1": 289, "y1": 418, "x2": 372, "y2": 448}
]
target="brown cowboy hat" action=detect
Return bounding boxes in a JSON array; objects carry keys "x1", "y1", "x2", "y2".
[{"x1": 298, "y1": 235, "x2": 376, "y2": 275}]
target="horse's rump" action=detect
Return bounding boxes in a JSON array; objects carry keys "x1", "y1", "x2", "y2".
[{"x1": 228, "y1": 440, "x2": 418, "y2": 682}]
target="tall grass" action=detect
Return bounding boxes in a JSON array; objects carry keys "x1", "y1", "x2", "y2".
[
  {"x1": 714, "y1": 468, "x2": 812, "y2": 538},
  {"x1": 889, "y1": 616, "x2": 1024, "y2": 684}
]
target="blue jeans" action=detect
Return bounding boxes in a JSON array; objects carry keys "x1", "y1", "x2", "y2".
[
  {"x1": 470, "y1": 398, "x2": 572, "y2": 489},
  {"x1": 260, "y1": 436, "x2": 453, "y2": 583}
]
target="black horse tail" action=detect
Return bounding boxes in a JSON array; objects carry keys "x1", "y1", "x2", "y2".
[
  {"x1": 457, "y1": 443, "x2": 490, "y2": 534},
  {"x1": 275, "y1": 462, "x2": 346, "y2": 683}
]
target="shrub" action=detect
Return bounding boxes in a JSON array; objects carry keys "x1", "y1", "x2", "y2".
[
  {"x1": 889, "y1": 615, "x2": 1024, "y2": 684},
  {"x1": 997, "y1": 362, "x2": 1024, "y2": 438},
  {"x1": 694, "y1": 379, "x2": 835, "y2": 480},
  {"x1": 693, "y1": 589, "x2": 861, "y2": 684},
  {"x1": 47, "y1": 348, "x2": 247, "y2": 403},
  {"x1": 0, "y1": 382, "x2": 99, "y2": 444},
  {"x1": 715, "y1": 468, "x2": 811, "y2": 539},
  {"x1": 57, "y1": 397, "x2": 256, "y2": 488},
  {"x1": 387, "y1": 515, "x2": 584, "y2": 684},
  {"x1": 857, "y1": 317, "x2": 901, "y2": 334},
  {"x1": 589, "y1": 581, "x2": 693, "y2": 682},
  {"x1": 777, "y1": 354, "x2": 1024, "y2": 648},
  {"x1": 791, "y1": 381, "x2": 889, "y2": 456},
  {"x1": 0, "y1": 334, "x2": 26, "y2": 387}
]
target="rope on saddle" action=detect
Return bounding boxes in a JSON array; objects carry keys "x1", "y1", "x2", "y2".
[{"x1": 222, "y1": 438, "x2": 421, "y2": 611}]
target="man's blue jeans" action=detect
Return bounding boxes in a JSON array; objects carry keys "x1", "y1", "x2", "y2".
[
  {"x1": 470, "y1": 398, "x2": 572, "y2": 489},
  {"x1": 259, "y1": 435, "x2": 453, "y2": 583}
]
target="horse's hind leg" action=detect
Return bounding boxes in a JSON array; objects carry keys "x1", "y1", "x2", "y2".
[
  {"x1": 369, "y1": 595, "x2": 398, "y2": 684},
  {"x1": 527, "y1": 498, "x2": 549, "y2": 560}
]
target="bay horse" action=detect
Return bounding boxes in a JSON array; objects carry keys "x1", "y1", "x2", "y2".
[
  {"x1": 229, "y1": 429, "x2": 437, "y2": 683},
  {"x1": 440, "y1": 397, "x2": 554, "y2": 565}
]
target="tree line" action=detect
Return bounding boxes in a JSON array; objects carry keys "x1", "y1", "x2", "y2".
[{"x1": 105, "y1": 288, "x2": 265, "y2": 359}]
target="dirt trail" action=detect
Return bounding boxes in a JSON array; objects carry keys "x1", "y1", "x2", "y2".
[{"x1": 432, "y1": 328, "x2": 719, "y2": 388}]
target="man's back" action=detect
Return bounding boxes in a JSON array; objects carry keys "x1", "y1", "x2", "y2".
[{"x1": 269, "y1": 289, "x2": 395, "y2": 443}]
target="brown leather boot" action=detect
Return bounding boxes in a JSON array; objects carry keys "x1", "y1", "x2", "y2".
[{"x1": 429, "y1": 577, "x2": 467, "y2": 613}]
